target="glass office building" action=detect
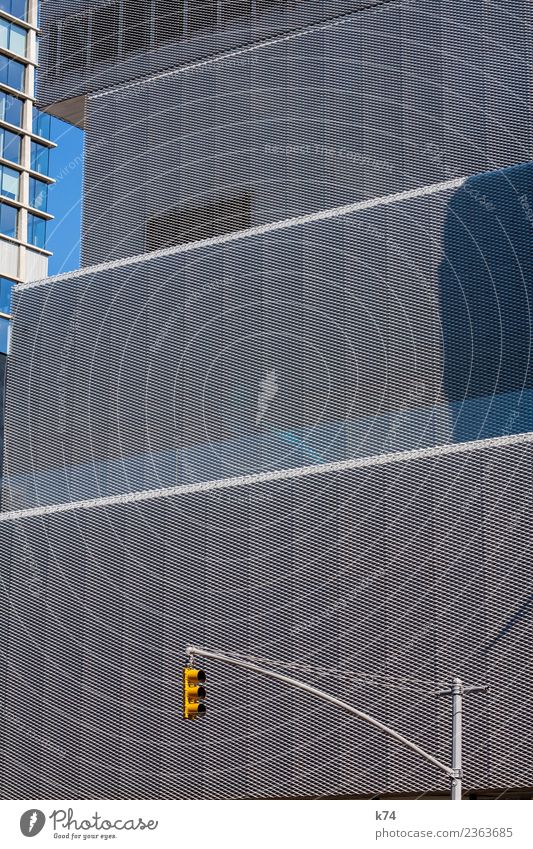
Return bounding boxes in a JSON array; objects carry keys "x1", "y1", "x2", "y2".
[
  {"x1": 1, "y1": 0, "x2": 533, "y2": 800},
  {"x1": 0, "y1": 0, "x2": 53, "y2": 340},
  {"x1": 0, "y1": 0, "x2": 53, "y2": 486}
]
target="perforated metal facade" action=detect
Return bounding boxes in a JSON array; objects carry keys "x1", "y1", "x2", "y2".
[
  {"x1": 1, "y1": 436, "x2": 533, "y2": 799},
  {"x1": 80, "y1": 0, "x2": 532, "y2": 265},
  {"x1": 37, "y1": 0, "x2": 385, "y2": 122},
  {"x1": 4, "y1": 161, "x2": 533, "y2": 510},
  {"x1": 1, "y1": 0, "x2": 533, "y2": 800}
]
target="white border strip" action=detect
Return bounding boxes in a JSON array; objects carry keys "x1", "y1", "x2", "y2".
[
  {"x1": 18, "y1": 174, "x2": 466, "y2": 291},
  {"x1": 2, "y1": 430, "x2": 531, "y2": 523}
]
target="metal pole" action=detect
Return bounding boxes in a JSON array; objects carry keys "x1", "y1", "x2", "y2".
[
  {"x1": 451, "y1": 677, "x2": 463, "y2": 801},
  {"x1": 186, "y1": 644, "x2": 455, "y2": 781}
]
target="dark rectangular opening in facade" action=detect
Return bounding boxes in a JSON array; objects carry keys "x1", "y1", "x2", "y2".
[
  {"x1": 146, "y1": 193, "x2": 252, "y2": 251},
  {"x1": 122, "y1": 0, "x2": 151, "y2": 55},
  {"x1": 221, "y1": 0, "x2": 252, "y2": 26},
  {"x1": 188, "y1": 0, "x2": 218, "y2": 35},
  {"x1": 91, "y1": 3, "x2": 120, "y2": 65},
  {"x1": 59, "y1": 15, "x2": 88, "y2": 73},
  {"x1": 154, "y1": 0, "x2": 184, "y2": 45}
]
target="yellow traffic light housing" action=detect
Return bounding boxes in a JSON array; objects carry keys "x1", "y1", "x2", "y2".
[{"x1": 183, "y1": 668, "x2": 206, "y2": 719}]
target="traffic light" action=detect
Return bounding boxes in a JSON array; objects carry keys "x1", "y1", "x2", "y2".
[{"x1": 183, "y1": 667, "x2": 206, "y2": 719}]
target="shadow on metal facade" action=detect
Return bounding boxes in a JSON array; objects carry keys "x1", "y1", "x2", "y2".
[
  {"x1": 1, "y1": 0, "x2": 532, "y2": 801},
  {"x1": 3, "y1": 163, "x2": 533, "y2": 509},
  {"x1": 76, "y1": 0, "x2": 533, "y2": 265}
]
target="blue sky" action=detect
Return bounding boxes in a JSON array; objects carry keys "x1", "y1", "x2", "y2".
[{"x1": 46, "y1": 117, "x2": 84, "y2": 276}]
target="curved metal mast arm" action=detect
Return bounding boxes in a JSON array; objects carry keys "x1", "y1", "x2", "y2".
[{"x1": 186, "y1": 645, "x2": 454, "y2": 779}]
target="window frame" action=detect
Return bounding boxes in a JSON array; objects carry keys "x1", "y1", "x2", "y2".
[
  {"x1": 0, "y1": 125, "x2": 21, "y2": 163},
  {"x1": 29, "y1": 174, "x2": 48, "y2": 211},
  {"x1": 0, "y1": 274, "x2": 15, "y2": 315},
  {"x1": 32, "y1": 107, "x2": 52, "y2": 140},
  {"x1": 30, "y1": 139, "x2": 50, "y2": 175},
  {"x1": 0, "y1": 161, "x2": 19, "y2": 200},
  {"x1": 0, "y1": 89, "x2": 23, "y2": 127},
  {"x1": 0, "y1": 16, "x2": 27, "y2": 57},
  {"x1": 0, "y1": 54, "x2": 25, "y2": 90},
  {"x1": 0, "y1": 1, "x2": 27, "y2": 22},
  {"x1": 0, "y1": 199, "x2": 18, "y2": 238},
  {"x1": 27, "y1": 210, "x2": 47, "y2": 249}
]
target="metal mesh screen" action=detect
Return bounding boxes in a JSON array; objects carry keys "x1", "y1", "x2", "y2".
[
  {"x1": 145, "y1": 194, "x2": 252, "y2": 251},
  {"x1": 37, "y1": 0, "x2": 378, "y2": 110},
  {"x1": 3, "y1": 0, "x2": 533, "y2": 802},
  {"x1": 1, "y1": 439, "x2": 533, "y2": 798},
  {"x1": 4, "y1": 165, "x2": 533, "y2": 510},
  {"x1": 79, "y1": 0, "x2": 532, "y2": 265}
]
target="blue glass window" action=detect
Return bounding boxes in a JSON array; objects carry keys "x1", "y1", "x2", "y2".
[
  {"x1": 0, "y1": 200, "x2": 17, "y2": 238},
  {"x1": 0, "y1": 90, "x2": 23, "y2": 126},
  {"x1": 29, "y1": 175, "x2": 47, "y2": 211},
  {"x1": 0, "y1": 126, "x2": 21, "y2": 162},
  {"x1": 27, "y1": 211, "x2": 46, "y2": 248},
  {"x1": 0, "y1": 17, "x2": 27, "y2": 56},
  {"x1": 0, "y1": 1, "x2": 27, "y2": 21},
  {"x1": 32, "y1": 107, "x2": 51, "y2": 140},
  {"x1": 0, "y1": 276, "x2": 14, "y2": 314},
  {"x1": 0, "y1": 163, "x2": 19, "y2": 200},
  {"x1": 0, "y1": 55, "x2": 25, "y2": 89},
  {"x1": 30, "y1": 140, "x2": 49, "y2": 174},
  {"x1": 0, "y1": 316, "x2": 9, "y2": 353}
]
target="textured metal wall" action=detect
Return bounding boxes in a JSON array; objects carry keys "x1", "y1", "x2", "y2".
[
  {"x1": 1, "y1": 436, "x2": 533, "y2": 799},
  {"x1": 4, "y1": 162, "x2": 533, "y2": 509},
  {"x1": 80, "y1": 0, "x2": 533, "y2": 265},
  {"x1": 37, "y1": 0, "x2": 381, "y2": 111},
  {"x1": 3, "y1": 0, "x2": 532, "y2": 802},
  {"x1": 0, "y1": 353, "x2": 5, "y2": 498}
]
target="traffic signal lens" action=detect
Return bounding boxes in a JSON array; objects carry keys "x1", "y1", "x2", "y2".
[{"x1": 184, "y1": 668, "x2": 206, "y2": 686}]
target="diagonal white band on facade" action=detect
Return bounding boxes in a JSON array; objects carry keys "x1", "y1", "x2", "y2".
[
  {"x1": 2, "y1": 429, "x2": 532, "y2": 523},
  {"x1": 19, "y1": 174, "x2": 467, "y2": 291},
  {"x1": 88, "y1": 0, "x2": 400, "y2": 101}
]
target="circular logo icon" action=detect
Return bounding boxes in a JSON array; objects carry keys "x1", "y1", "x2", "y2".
[{"x1": 20, "y1": 810, "x2": 46, "y2": 837}]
